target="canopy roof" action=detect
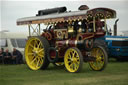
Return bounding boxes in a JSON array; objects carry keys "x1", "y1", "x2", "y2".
[{"x1": 17, "y1": 7, "x2": 116, "y2": 25}]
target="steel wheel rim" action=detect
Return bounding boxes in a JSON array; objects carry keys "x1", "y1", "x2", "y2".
[
  {"x1": 64, "y1": 48, "x2": 80, "y2": 72},
  {"x1": 25, "y1": 37, "x2": 45, "y2": 70},
  {"x1": 89, "y1": 48, "x2": 105, "y2": 70}
]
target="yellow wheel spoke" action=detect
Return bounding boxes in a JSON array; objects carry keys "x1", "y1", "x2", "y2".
[
  {"x1": 73, "y1": 63, "x2": 78, "y2": 70},
  {"x1": 36, "y1": 59, "x2": 40, "y2": 68},
  {"x1": 72, "y1": 51, "x2": 76, "y2": 58},
  {"x1": 75, "y1": 56, "x2": 79, "y2": 60},
  {"x1": 38, "y1": 48, "x2": 44, "y2": 53},
  {"x1": 72, "y1": 64, "x2": 75, "y2": 70},
  {"x1": 72, "y1": 52, "x2": 74, "y2": 57},
  {"x1": 34, "y1": 40, "x2": 38, "y2": 47},
  {"x1": 28, "y1": 53, "x2": 34, "y2": 56},
  {"x1": 68, "y1": 54, "x2": 72, "y2": 59},
  {"x1": 37, "y1": 42, "x2": 41, "y2": 48},
  {"x1": 74, "y1": 63, "x2": 78, "y2": 69},
  {"x1": 29, "y1": 43, "x2": 34, "y2": 48},
  {"x1": 38, "y1": 54, "x2": 43, "y2": 58},
  {"x1": 30, "y1": 57, "x2": 37, "y2": 65},
  {"x1": 76, "y1": 61, "x2": 80, "y2": 65},
  {"x1": 69, "y1": 63, "x2": 73, "y2": 69},
  {"x1": 39, "y1": 58, "x2": 43, "y2": 64}
]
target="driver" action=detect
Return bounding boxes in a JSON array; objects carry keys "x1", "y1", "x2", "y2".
[{"x1": 96, "y1": 18, "x2": 104, "y2": 32}]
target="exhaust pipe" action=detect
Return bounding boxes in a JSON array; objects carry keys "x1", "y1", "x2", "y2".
[{"x1": 113, "y1": 19, "x2": 119, "y2": 36}]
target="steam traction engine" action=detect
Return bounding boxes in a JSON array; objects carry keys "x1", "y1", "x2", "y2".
[{"x1": 17, "y1": 5, "x2": 116, "y2": 73}]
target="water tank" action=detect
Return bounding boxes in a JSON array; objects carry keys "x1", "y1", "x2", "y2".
[{"x1": 36, "y1": 6, "x2": 67, "y2": 16}]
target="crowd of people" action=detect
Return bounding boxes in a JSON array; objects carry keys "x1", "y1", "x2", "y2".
[{"x1": 0, "y1": 48, "x2": 23, "y2": 64}]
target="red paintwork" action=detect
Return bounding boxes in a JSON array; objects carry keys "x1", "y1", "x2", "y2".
[
  {"x1": 94, "y1": 31, "x2": 106, "y2": 38},
  {"x1": 41, "y1": 29, "x2": 106, "y2": 59},
  {"x1": 77, "y1": 33, "x2": 94, "y2": 40}
]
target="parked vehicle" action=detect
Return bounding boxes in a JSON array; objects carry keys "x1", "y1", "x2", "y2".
[
  {"x1": 17, "y1": 5, "x2": 116, "y2": 72},
  {"x1": 96, "y1": 19, "x2": 128, "y2": 61},
  {"x1": 0, "y1": 31, "x2": 27, "y2": 62}
]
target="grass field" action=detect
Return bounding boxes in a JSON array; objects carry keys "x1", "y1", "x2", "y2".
[{"x1": 0, "y1": 62, "x2": 128, "y2": 85}]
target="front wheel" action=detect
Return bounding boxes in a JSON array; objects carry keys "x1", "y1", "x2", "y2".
[
  {"x1": 25, "y1": 36, "x2": 50, "y2": 70},
  {"x1": 89, "y1": 45, "x2": 108, "y2": 71},
  {"x1": 64, "y1": 47, "x2": 83, "y2": 73}
]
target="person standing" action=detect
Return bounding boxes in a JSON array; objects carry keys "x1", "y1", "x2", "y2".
[
  {"x1": 12, "y1": 48, "x2": 23, "y2": 64},
  {"x1": 0, "y1": 48, "x2": 5, "y2": 64},
  {"x1": 3, "y1": 49, "x2": 12, "y2": 64}
]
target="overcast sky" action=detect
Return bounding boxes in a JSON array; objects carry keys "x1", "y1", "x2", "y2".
[{"x1": 1, "y1": 0, "x2": 128, "y2": 33}]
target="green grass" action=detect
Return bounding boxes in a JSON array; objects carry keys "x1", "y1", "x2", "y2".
[{"x1": 0, "y1": 62, "x2": 128, "y2": 85}]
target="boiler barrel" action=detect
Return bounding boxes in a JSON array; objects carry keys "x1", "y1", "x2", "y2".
[
  {"x1": 56, "y1": 40, "x2": 83, "y2": 47},
  {"x1": 56, "y1": 39, "x2": 93, "y2": 51}
]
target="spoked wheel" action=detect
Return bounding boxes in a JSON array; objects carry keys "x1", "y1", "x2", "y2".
[
  {"x1": 64, "y1": 47, "x2": 83, "y2": 73},
  {"x1": 25, "y1": 36, "x2": 50, "y2": 70},
  {"x1": 89, "y1": 45, "x2": 108, "y2": 71}
]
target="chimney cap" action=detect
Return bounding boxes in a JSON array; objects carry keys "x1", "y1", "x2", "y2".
[{"x1": 78, "y1": 5, "x2": 89, "y2": 10}]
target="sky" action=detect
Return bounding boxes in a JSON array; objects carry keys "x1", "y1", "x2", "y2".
[{"x1": 0, "y1": 0, "x2": 128, "y2": 34}]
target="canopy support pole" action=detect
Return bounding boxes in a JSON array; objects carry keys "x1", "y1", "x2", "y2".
[
  {"x1": 104, "y1": 17, "x2": 107, "y2": 32},
  {"x1": 38, "y1": 24, "x2": 41, "y2": 35},
  {"x1": 93, "y1": 17, "x2": 96, "y2": 32},
  {"x1": 28, "y1": 24, "x2": 31, "y2": 36}
]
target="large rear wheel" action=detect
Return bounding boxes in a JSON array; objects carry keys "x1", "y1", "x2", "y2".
[
  {"x1": 25, "y1": 36, "x2": 50, "y2": 70},
  {"x1": 89, "y1": 45, "x2": 108, "y2": 71},
  {"x1": 64, "y1": 47, "x2": 83, "y2": 73}
]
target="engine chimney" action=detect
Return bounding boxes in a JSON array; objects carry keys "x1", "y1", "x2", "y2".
[
  {"x1": 113, "y1": 19, "x2": 119, "y2": 36},
  {"x1": 78, "y1": 5, "x2": 89, "y2": 10}
]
